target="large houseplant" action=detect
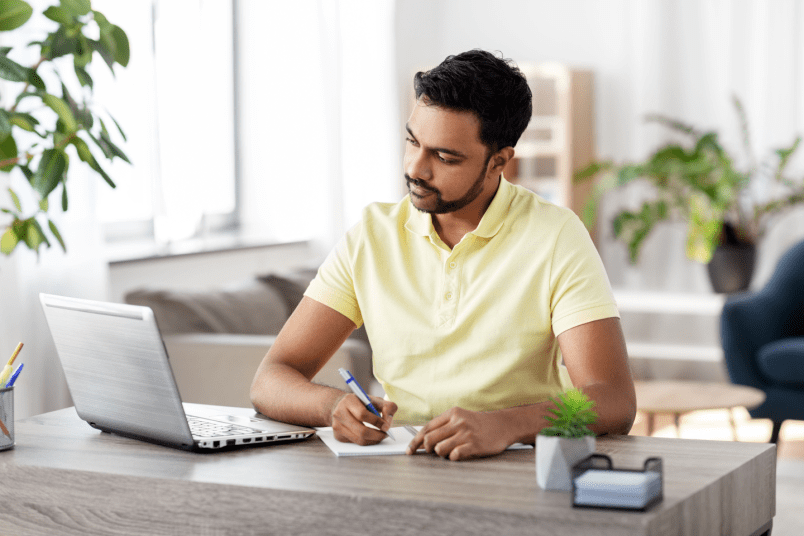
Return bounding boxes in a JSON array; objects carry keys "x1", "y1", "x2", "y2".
[
  {"x1": 0, "y1": 0, "x2": 129, "y2": 256},
  {"x1": 576, "y1": 96, "x2": 804, "y2": 292},
  {"x1": 536, "y1": 389, "x2": 597, "y2": 491}
]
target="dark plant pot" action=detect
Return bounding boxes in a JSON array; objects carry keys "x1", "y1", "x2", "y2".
[{"x1": 707, "y1": 243, "x2": 756, "y2": 293}]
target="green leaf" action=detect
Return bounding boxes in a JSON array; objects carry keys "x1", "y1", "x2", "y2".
[
  {"x1": 99, "y1": 130, "x2": 129, "y2": 163},
  {"x1": 616, "y1": 165, "x2": 642, "y2": 186},
  {"x1": 0, "y1": 108, "x2": 10, "y2": 140},
  {"x1": 42, "y1": 93, "x2": 78, "y2": 132},
  {"x1": 8, "y1": 187, "x2": 21, "y2": 211},
  {"x1": 0, "y1": 0, "x2": 33, "y2": 32},
  {"x1": 574, "y1": 160, "x2": 611, "y2": 182},
  {"x1": 9, "y1": 111, "x2": 38, "y2": 132},
  {"x1": 39, "y1": 197, "x2": 48, "y2": 211},
  {"x1": 92, "y1": 10, "x2": 108, "y2": 26},
  {"x1": 43, "y1": 5, "x2": 71, "y2": 25},
  {"x1": 33, "y1": 149, "x2": 67, "y2": 198},
  {"x1": 1, "y1": 226, "x2": 18, "y2": 254},
  {"x1": 72, "y1": 136, "x2": 116, "y2": 188},
  {"x1": 0, "y1": 133, "x2": 18, "y2": 171},
  {"x1": 88, "y1": 38, "x2": 114, "y2": 71},
  {"x1": 60, "y1": 0, "x2": 90, "y2": 17},
  {"x1": 26, "y1": 68, "x2": 45, "y2": 90},
  {"x1": 110, "y1": 25, "x2": 129, "y2": 66},
  {"x1": 48, "y1": 219, "x2": 66, "y2": 251},
  {"x1": 0, "y1": 54, "x2": 28, "y2": 81},
  {"x1": 47, "y1": 26, "x2": 77, "y2": 59},
  {"x1": 73, "y1": 35, "x2": 91, "y2": 68},
  {"x1": 107, "y1": 111, "x2": 126, "y2": 141},
  {"x1": 25, "y1": 218, "x2": 50, "y2": 251},
  {"x1": 74, "y1": 64, "x2": 93, "y2": 88},
  {"x1": 61, "y1": 83, "x2": 92, "y2": 128},
  {"x1": 61, "y1": 182, "x2": 68, "y2": 210},
  {"x1": 645, "y1": 113, "x2": 699, "y2": 137}
]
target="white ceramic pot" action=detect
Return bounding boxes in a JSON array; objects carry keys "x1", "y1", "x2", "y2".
[{"x1": 536, "y1": 434, "x2": 596, "y2": 491}]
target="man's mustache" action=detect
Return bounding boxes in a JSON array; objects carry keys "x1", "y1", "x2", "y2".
[{"x1": 405, "y1": 175, "x2": 439, "y2": 194}]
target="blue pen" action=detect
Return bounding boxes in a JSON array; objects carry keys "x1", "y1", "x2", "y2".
[
  {"x1": 5, "y1": 363, "x2": 23, "y2": 388},
  {"x1": 338, "y1": 368, "x2": 395, "y2": 440}
]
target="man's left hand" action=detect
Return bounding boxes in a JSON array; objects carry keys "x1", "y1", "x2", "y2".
[{"x1": 405, "y1": 407, "x2": 511, "y2": 461}]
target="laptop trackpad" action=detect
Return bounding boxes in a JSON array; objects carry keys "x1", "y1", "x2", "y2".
[{"x1": 205, "y1": 413, "x2": 305, "y2": 432}]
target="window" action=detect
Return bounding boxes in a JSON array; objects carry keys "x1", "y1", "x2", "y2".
[{"x1": 94, "y1": 0, "x2": 236, "y2": 244}]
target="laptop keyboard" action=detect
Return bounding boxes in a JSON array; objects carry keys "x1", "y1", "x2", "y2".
[{"x1": 187, "y1": 416, "x2": 257, "y2": 438}]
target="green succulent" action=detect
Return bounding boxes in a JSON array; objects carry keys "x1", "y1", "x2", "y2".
[{"x1": 540, "y1": 388, "x2": 597, "y2": 439}]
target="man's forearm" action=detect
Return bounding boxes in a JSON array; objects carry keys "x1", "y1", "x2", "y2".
[{"x1": 250, "y1": 361, "x2": 346, "y2": 427}]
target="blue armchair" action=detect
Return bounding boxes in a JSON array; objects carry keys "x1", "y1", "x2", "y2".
[{"x1": 721, "y1": 238, "x2": 804, "y2": 444}]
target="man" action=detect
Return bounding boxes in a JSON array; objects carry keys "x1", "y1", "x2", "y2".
[{"x1": 251, "y1": 49, "x2": 636, "y2": 461}]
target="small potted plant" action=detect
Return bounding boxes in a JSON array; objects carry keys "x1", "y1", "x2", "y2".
[{"x1": 536, "y1": 388, "x2": 597, "y2": 491}]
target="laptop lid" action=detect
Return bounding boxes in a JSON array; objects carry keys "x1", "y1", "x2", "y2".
[{"x1": 39, "y1": 293, "x2": 313, "y2": 450}]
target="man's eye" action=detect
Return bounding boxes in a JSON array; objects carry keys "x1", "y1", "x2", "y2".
[
  {"x1": 438, "y1": 154, "x2": 456, "y2": 164},
  {"x1": 405, "y1": 137, "x2": 418, "y2": 146}
]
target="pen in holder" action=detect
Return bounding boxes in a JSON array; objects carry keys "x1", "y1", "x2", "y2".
[
  {"x1": 571, "y1": 453, "x2": 663, "y2": 511},
  {"x1": 0, "y1": 386, "x2": 14, "y2": 451}
]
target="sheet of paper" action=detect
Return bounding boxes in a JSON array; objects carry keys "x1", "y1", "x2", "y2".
[{"x1": 315, "y1": 426, "x2": 533, "y2": 456}]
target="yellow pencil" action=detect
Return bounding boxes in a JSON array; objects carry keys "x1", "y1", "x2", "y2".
[{"x1": 0, "y1": 342, "x2": 23, "y2": 388}]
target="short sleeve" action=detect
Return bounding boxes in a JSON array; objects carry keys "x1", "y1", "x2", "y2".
[
  {"x1": 304, "y1": 221, "x2": 364, "y2": 328},
  {"x1": 549, "y1": 214, "x2": 619, "y2": 336}
]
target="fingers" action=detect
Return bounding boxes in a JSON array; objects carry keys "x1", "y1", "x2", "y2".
[
  {"x1": 372, "y1": 397, "x2": 398, "y2": 430},
  {"x1": 406, "y1": 411, "x2": 453, "y2": 455},
  {"x1": 406, "y1": 407, "x2": 506, "y2": 461},
  {"x1": 331, "y1": 393, "x2": 390, "y2": 445}
]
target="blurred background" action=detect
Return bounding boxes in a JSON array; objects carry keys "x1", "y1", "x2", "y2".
[{"x1": 2, "y1": 0, "x2": 804, "y2": 420}]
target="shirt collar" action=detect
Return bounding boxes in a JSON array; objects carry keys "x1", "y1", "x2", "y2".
[{"x1": 404, "y1": 176, "x2": 515, "y2": 239}]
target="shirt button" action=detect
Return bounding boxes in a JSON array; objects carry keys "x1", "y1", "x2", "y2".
[
  {"x1": 445, "y1": 292, "x2": 453, "y2": 300},
  {"x1": 449, "y1": 261, "x2": 457, "y2": 269}
]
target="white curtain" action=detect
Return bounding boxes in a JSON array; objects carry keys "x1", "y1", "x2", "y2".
[
  {"x1": 237, "y1": 0, "x2": 400, "y2": 258},
  {"x1": 0, "y1": 172, "x2": 108, "y2": 419}
]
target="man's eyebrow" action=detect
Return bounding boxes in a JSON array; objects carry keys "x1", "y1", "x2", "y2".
[{"x1": 405, "y1": 123, "x2": 468, "y2": 159}]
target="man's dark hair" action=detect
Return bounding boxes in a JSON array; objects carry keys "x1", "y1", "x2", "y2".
[{"x1": 413, "y1": 49, "x2": 532, "y2": 152}]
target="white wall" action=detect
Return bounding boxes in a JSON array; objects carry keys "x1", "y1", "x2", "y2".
[{"x1": 394, "y1": 0, "x2": 804, "y2": 294}]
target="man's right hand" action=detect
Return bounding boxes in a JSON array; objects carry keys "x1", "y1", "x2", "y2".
[{"x1": 331, "y1": 393, "x2": 397, "y2": 445}]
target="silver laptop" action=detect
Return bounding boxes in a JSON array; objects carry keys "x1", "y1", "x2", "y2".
[{"x1": 40, "y1": 293, "x2": 315, "y2": 451}]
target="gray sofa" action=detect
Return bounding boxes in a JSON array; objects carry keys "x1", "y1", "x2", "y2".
[{"x1": 124, "y1": 269, "x2": 375, "y2": 408}]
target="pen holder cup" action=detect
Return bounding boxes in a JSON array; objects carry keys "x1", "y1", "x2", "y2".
[{"x1": 0, "y1": 386, "x2": 14, "y2": 451}]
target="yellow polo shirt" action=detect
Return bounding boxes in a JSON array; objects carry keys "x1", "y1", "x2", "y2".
[{"x1": 305, "y1": 178, "x2": 619, "y2": 424}]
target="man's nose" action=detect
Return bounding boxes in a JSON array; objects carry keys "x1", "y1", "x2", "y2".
[{"x1": 405, "y1": 148, "x2": 431, "y2": 181}]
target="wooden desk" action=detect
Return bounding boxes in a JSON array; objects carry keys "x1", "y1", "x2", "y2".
[{"x1": 0, "y1": 405, "x2": 775, "y2": 536}]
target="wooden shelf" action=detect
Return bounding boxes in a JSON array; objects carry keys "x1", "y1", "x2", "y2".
[{"x1": 503, "y1": 62, "x2": 595, "y2": 219}]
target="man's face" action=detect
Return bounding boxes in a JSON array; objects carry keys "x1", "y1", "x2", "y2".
[{"x1": 404, "y1": 100, "x2": 493, "y2": 215}]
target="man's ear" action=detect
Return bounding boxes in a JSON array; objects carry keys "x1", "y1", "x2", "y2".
[{"x1": 489, "y1": 147, "x2": 515, "y2": 174}]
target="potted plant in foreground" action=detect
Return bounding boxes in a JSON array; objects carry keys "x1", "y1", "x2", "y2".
[
  {"x1": 536, "y1": 388, "x2": 597, "y2": 491},
  {"x1": 575, "y1": 96, "x2": 804, "y2": 293}
]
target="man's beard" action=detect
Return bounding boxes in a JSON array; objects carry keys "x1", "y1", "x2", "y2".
[{"x1": 405, "y1": 163, "x2": 488, "y2": 215}]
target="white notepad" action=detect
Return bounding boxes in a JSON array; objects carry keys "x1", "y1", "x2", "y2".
[{"x1": 315, "y1": 426, "x2": 534, "y2": 456}]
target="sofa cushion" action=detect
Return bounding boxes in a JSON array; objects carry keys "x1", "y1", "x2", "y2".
[
  {"x1": 259, "y1": 269, "x2": 371, "y2": 350},
  {"x1": 757, "y1": 337, "x2": 804, "y2": 386},
  {"x1": 257, "y1": 269, "x2": 319, "y2": 314},
  {"x1": 125, "y1": 280, "x2": 288, "y2": 335}
]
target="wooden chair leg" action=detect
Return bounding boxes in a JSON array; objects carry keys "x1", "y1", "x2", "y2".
[{"x1": 769, "y1": 420, "x2": 783, "y2": 444}]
